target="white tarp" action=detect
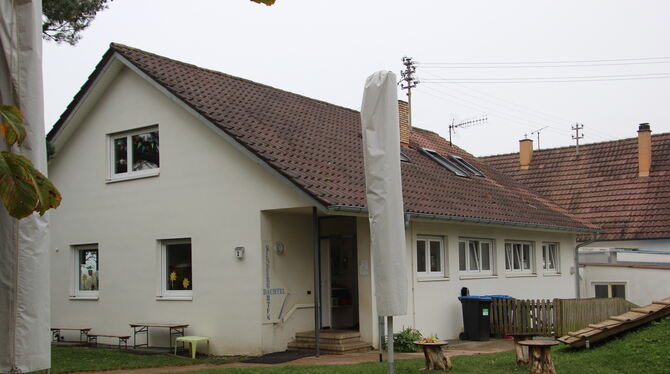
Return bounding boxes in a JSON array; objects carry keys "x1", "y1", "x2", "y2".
[
  {"x1": 0, "y1": 0, "x2": 51, "y2": 372},
  {"x1": 360, "y1": 71, "x2": 408, "y2": 317}
]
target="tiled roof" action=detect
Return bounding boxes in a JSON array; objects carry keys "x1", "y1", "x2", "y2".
[
  {"x1": 48, "y1": 44, "x2": 594, "y2": 232},
  {"x1": 483, "y1": 134, "x2": 670, "y2": 240}
]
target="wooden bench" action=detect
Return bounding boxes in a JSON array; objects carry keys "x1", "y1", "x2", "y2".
[
  {"x1": 87, "y1": 334, "x2": 131, "y2": 349},
  {"x1": 51, "y1": 328, "x2": 91, "y2": 343}
]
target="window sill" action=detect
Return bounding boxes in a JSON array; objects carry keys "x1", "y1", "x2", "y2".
[
  {"x1": 69, "y1": 295, "x2": 99, "y2": 300},
  {"x1": 505, "y1": 273, "x2": 537, "y2": 278},
  {"x1": 417, "y1": 276, "x2": 450, "y2": 282},
  {"x1": 156, "y1": 295, "x2": 193, "y2": 301},
  {"x1": 106, "y1": 170, "x2": 159, "y2": 184},
  {"x1": 458, "y1": 274, "x2": 497, "y2": 280},
  {"x1": 542, "y1": 272, "x2": 562, "y2": 277}
]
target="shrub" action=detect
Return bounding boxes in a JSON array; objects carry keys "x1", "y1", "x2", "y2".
[{"x1": 385, "y1": 327, "x2": 423, "y2": 352}]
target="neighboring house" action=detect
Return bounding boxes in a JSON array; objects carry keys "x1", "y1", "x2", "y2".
[
  {"x1": 483, "y1": 128, "x2": 670, "y2": 306},
  {"x1": 47, "y1": 44, "x2": 595, "y2": 355}
]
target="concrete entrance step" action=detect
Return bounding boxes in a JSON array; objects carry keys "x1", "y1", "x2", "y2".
[
  {"x1": 289, "y1": 330, "x2": 372, "y2": 355},
  {"x1": 287, "y1": 340, "x2": 372, "y2": 354}
]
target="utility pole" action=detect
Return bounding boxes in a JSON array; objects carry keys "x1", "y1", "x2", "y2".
[
  {"x1": 400, "y1": 56, "x2": 419, "y2": 127},
  {"x1": 530, "y1": 126, "x2": 549, "y2": 150},
  {"x1": 572, "y1": 123, "x2": 584, "y2": 156}
]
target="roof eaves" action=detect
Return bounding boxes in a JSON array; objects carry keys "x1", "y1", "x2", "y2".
[{"x1": 329, "y1": 205, "x2": 600, "y2": 233}]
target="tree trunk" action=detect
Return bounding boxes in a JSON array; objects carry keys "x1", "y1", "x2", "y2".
[
  {"x1": 422, "y1": 346, "x2": 452, "y2": 371},
  {"x1": 528, "y1": 346, "x2": 556, "y2": 374},
  {"x1": 514, "y1": 337, "x2": 529, "y2": 365}
]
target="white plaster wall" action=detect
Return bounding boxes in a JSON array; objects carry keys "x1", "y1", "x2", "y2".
[
  {"x1": 393, "y1": 220, "x2": 577, "y2": 340},
  {"x1": 49, "y1": 67, "x2": 310, "y2": 355},
  {"x1": 580, "y1": 265, "x2": 670, "y2": 306},
  {"x1": 259, "y1": 211, "x2": 316, "y2": 353}
]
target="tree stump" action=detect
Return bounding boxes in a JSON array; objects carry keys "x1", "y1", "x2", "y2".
[
  {"x1": 510, "y1": 333, "x2": 538, "y2": 365},
  {"x1": 415, "y1": 341, "x2": 452, "y2": 371},
  {"x1": 518, "y1": 340, "x2": 559, "y2": 374}
]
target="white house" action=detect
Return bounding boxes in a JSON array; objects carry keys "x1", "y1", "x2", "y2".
[
  {"x1": 47, "y1": 44, "x2": 595, "y2": 355},
  {"x1": 484, "y1": 126, "x2": 670, "y2": 306}
]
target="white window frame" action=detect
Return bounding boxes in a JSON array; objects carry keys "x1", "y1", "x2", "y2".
[
  {"x1": 159, "y1": 238, "x2": 193, "y2": 300},
  {"x1": 542, "y1": 242, "x2": 560, "y2": 273},
  {"x1": 459, "y1": 238, "x2": 494, "y2": 274},
  {"x1": 505, "y1": 241, "x2": 534, "y2": 273},
  {"x1": 593, "y1": 282, "x2": 627, "y2": 299},
  {"x1": 416, "y1": 236, "x2": 445, "y2": 278},
  {"x1": 108, "y1": 125, "x2": 160, "y2": 182},
  {"x1": 71, "y1": 244, "x2": 99, "y2": 299}
]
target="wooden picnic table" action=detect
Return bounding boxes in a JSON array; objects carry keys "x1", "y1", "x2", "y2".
[
  {"x1": 51, "y1": 327, "x2": 91, "y2": 343},
  {"x1": 518, "y1": 340, "x2": 559, "y2": 374},
  {"x1": 414, "y1": 340, "x2": 452, "y2": 371},
  {"x1": 508, "y1": 332, "x2": 540, "y2": 365},
  {"x1": 129, "y1": 323, "x2": 188, "y2": 350}
]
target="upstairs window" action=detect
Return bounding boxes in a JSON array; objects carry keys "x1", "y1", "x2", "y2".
[
  {"x1": 418, "y1": 148, "x2": 469, "y2": 177},
  {"x1": 109, "y1": 126, "x2": 159, "y2": 180},
  {"x1": 505, "y1": 241, "x2": 534, "y2": 273},
  {"x1": 448, "y1": 155, "x2": 485, "y2": 177}
]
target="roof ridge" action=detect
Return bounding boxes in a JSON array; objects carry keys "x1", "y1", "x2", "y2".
[
  {"x1": 110, "y1": 43, "x2": 363, "y2": 116},
  {"x1": 482, "y1": 131, "x2": 670, "y2": 158}
]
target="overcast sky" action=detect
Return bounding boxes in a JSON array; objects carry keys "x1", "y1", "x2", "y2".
[{"x1": 43, "y1": 0, "x2": 670, "y2": 156}]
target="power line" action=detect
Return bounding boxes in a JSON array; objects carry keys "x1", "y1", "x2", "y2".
[
  {"x1": 421, "y1": 72, "x2": 670, "y2": 83},
  {"x1": 417, "y1": 56, "x2": 670, "y2": 66},
  {"x1": 418, "y1": 60, "x2": 670, "y2": 68}
]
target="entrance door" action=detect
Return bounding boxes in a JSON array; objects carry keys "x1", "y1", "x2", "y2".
[
  {"x1": 320, "y1": 239, "x2": 331, "y2": 328},
  {"x1": 329, "y1": 236, "x2": 359, "y2": 330}
]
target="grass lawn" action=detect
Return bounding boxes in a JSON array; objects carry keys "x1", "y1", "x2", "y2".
[
  {"x1": 50, "y1": 345, "x2": 235, "y2": 373},
  {"x1": 174, "y1": 316, "x2": 670, "y2": 374}
]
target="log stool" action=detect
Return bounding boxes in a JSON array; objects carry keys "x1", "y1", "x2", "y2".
[
  {"x1": 509, "y1": 333, "x2": 539, "y2": 365},
  {"x1": 414, "y1": 340, "x2": 452, "y2": 371},
  {"x1": 518, "y1": 340, "x2": 559, "y2": 374}
]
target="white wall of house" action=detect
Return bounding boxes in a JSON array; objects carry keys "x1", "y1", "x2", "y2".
[
  {"x1": 393, "y1": 220, "x2": 577, "y2": 340},
  {"x1": 49, "y1": 66, "x2": 312, "y2": 356},
  {"x1": 580, "y1": 265, "x2": 670, "y2": 306}
]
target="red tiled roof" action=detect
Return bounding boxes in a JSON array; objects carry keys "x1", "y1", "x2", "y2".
[
  {"x1": 48, "y1": 44, "x2": 594, "y2": 232},
  {"x1": 483, "y1": 134, "x2": 670, "y2": 240}
]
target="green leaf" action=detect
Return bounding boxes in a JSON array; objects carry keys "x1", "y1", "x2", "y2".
[
  {"x1": 0, "y1": 105, "x2": 26, "y2": 146},
  {"x1": 0, "y1": 151, "x2": 61, "y2": 219}
]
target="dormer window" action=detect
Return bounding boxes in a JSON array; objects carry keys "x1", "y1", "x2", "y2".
[
  {"x1": 418, "y1": 148, "x2": 468, "y2": 177},
  {"x1": 448, "y1": 155, "x2": 485, "y2": 177}
]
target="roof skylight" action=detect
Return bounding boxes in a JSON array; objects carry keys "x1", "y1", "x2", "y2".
[
  {"x1": 418, "y1": 148, "x2": 469, "y2": 177},
  {"x1": 449, "y1": 155, "x2": 485, "y2": 177},
  {"x1": 400, "y1": 152, "x2": 411, "y2": 163}
]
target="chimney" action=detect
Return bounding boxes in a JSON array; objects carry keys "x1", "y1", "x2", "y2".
[
  {"x1": 638, "y1": 123, "x2": 652, "y2": 177},
  {"x1": 519, "y1": 138, "x2": 533, "y2": 170},
  {"x1": 398, "y1": 100, "x2": 410, "y2": 147}
]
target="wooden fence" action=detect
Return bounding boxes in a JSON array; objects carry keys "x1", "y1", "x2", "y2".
[{"x1": 490, "y1": 297, "x2": 636, "y2": 337}]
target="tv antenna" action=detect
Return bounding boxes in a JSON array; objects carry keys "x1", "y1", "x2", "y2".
[
  {"x1": 449, "y1": 114, "x2": 488, "y2": 145},
  {"x1": 572, "y1": 123, "x2": 584, "y2": 156},
  {"x1": 530, "y1": 126, "x2": 549, "y2": 150}
]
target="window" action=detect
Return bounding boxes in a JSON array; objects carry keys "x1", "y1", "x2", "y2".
[
  {"x1": 448, "y1": 155, "x2": 485, "y2": 177},
  {"x1": 594, "y1": 283, "x2": 626, "y2": 299},
  {"x1": 160, "y1": 239, "x2": 193, "y2": 298},
  {"x1": 459, "y1": 238, "x2": 493, "y2": 273},
  {"x1": 400, "y1": 152, "x2": 411, "y2": 163},
  {"x1": 416, "y1": 236, "x2": 445, "y2": 277},
  {"x1": 73, "y1": 245, "x2": 99, "y2": 298},
  {"x1": 505, "y1": 241, "x2": 533, "y2": 272},
  {"x1": 110, "y1": 126, "x2": 159, "y2": 179},
  {"x1": 542, "y1": 242, "x2": 559, "y2": 272},
  {"x1": 418, "y1": 148, "x2": 469, "y2": 177}
]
